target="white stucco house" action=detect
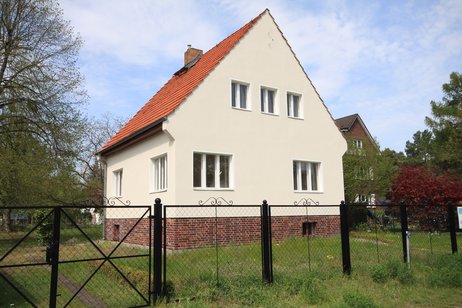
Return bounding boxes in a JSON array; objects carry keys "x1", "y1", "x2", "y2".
[
  {"x1": 99, "y1": 10, "x2": 347, "y2": 248},
  {"x1": 98, "y1": 9, "x2": 346, "y2": 208}
]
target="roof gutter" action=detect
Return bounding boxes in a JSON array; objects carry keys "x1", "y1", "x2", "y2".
[{"x1": 98, "y1": 117, "x2": 167, "y2": 157}]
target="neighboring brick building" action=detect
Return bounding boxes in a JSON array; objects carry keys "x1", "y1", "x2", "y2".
[{"x1": 335, "y1": 114, "x2": 380, "y2": 205}]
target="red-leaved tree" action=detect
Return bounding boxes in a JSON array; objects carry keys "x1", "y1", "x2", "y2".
[{"x1": 389, "y1": 166, "x2": 462, "y2": 231}]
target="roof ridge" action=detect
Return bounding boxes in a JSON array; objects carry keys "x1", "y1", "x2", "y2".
[{"x1": 99, "y1": 10, "x2": 267, "y2": 154}]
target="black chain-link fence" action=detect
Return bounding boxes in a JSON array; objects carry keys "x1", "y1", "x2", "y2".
[
  {"x1": 163, "y1": 205, "x2": 262, "y2": 301},
  {"x1": 0, "y1": 206, "x2": 151, "y2": 307},
  {"x1": 2, "y1": 202, "x2": 460, "y2": 306},
  {"x1": 161, "y1": 202, "x2": 460, "y2": 301},
  {"x1": 347, "y1": 204, "x2": 460, "y2": 272},
  {"x1": 270, "y1": 205, "x2": 342, "y2": 278}
]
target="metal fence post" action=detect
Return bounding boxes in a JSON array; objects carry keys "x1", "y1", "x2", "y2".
[
  {"x1": 400, "y1": 203, "x2": 409, "y2": 263},
  {"x1": 261, "y1": 200, "x2": 273, "y2": 283},
  {"x1": 49, "y1": 207, "x2": 61, "y2": 308},
  {"x1": 339, "y1": 201, "x2": 351, "y2": 275},
  {"x1": 447, "y1": 202, "x2": 458, "y2": 254},
  {"x1": 153, "y1": 198, "x2": 163, "y2": 301}
]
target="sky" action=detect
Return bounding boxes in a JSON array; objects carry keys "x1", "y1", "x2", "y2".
[{"x1": 59, "y1": 0, "x2": 462, "y2": 152}]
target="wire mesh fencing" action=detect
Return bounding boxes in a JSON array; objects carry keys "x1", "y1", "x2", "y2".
[
  {"x1": 0, "y1": 205, "x2": 152, "y2": 307},
  {"x1": 2, "y1": 202, "x2": 459, "y2": 306},
  {"x1": 163, "y1": 205, "x2": 262, "y2": 301},
  {"x1": 270, "y1": 205, "x2": 342, "y2": 278},
  {"x1": 347, "y1": 203, "x2": 460, "y2": 272},
  {"x1": 348, "y1": 204, "x2": 404, "y2": 271},
  {"x1": 405, "y1": 204, "x2": 458, "y2": 262}
]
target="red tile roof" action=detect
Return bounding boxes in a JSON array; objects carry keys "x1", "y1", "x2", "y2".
[{"x1": 99, "y1": 10, "x2": 266, "y2": 155}]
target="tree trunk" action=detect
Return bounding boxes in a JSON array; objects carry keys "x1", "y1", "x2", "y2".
[{"x1": 2, "y1": 209, "x2": 11, "y2": 232}]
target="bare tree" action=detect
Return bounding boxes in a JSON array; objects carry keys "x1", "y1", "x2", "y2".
[
  {"x1": 0, "y1": 0, "x2": 86, "y2": 153},
  {"x1": 74, "y1": 114, "x2": 126, "y2": 205}
]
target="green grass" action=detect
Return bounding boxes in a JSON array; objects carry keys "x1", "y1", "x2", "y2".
[
  {"x1": 1, "y1": 228, "x2": 461, "y2": 307},
  {"x1": 160, "y1": 231, "x2": 462, "y2": 307},
  {"x1": 1, "y1": 224, "x2": 151, "y2": 307}
]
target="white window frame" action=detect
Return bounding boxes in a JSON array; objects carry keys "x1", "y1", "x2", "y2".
[
  {"x1": 260, "y1": 86, "x2": 278, "y2": 115},
  {"x1": 193, "y1": 152, "x2": 233, "y2": 190},
  {"x1": 113, "y1": 169, "x2": 123, "y2": 197},
  {"x1": 355, "y1": 194, "x2": 376, "y2": 205},
  {"x1": 353, "y1": 139, "x2": 363, "y2": 149},
  {"x1": 293, "y1": 161, "x2": 322, "y2": 192},
  {"x1": 287, "y1": 92, "x2": 303, "y2": 119},
  {"x1": 150, "y1": 154, "x2": 167, "y2": 193},
  {"x1": 231, "y1": 80, "x2": 250, "y2": 111}
]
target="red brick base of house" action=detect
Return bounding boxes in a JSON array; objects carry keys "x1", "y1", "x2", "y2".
[{"x1": 104, "y1": 215, "x2": 340, "y2": 250}]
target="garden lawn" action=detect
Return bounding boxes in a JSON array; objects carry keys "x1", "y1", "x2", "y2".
[{"x1": 1, "y1": 228, "x2": 461, "y2": 307}]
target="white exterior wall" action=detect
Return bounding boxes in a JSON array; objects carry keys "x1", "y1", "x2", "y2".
[
  {"x1": 103, "y1": 12, "x2": 346, "y2": 214},
  {"x1": 104, "y1": 131, "x2": 175, "y2": 211},
  {"x1": 165, "y1": 12, "x2": 346, "y2": 206}
]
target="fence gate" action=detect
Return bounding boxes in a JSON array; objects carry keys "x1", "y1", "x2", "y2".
[{"x1": 0, "y1": 205, "x2": 152, "y2": 307}]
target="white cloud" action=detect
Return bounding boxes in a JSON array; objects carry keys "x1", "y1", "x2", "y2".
[
  {"x1": 61, "y1": 0, "x2": 223, "y2": 66},
  {"x1": 59, "y1": 0, "x2": 462, "y2": 151}
]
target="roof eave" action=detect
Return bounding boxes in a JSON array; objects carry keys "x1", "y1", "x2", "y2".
[{"x1": 98, "y1": 117, "x2": 167, "y2": 157}]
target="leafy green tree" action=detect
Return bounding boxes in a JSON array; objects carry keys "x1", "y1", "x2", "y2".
[
  {"x1": 424, "y1": 72, "x2": 462, "y2": 176},
  {"x1": 405, "y1": 130, "x2": 434, "y2": 164},
  {"x1": 0, "y1": 0, "x2": 87, "y2": 230},
  {"x1": 343, "y1": 141, "x2": 399, "y2": 204}
]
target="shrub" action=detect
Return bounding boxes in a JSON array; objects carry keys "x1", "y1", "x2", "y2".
[
  {"x1": 33, "y1": 210, "x2": 53, "y2": 247},
  {"x1": 384, "y1": 259, "x2": 400, "y2": 279},
  {"x1": 349, "y1": 206, "x2": 369, "y2": 230},
  {"x1": 427, "y1": 254, "x2": 462, "y2": 288},
  {"x1": 370, "y1": 264, "x2": 388, "y2": 283},
  {"x1": 342, "y1": 290, "x2": 378, "y2": 308},
  {"x1": 397, "y1": 267, "x2": 415, "y2": 285},
  {"x1": 371, "y1": 259, "x2": 415, "y2": 285}
]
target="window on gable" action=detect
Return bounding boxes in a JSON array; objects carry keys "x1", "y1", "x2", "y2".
[
  {"x1": 287, "y1": 93, "x2": 302, "y2": 118},
  {"x1": 353, "y1": 139, "x2": 363, "y2": 149},
  {"x1": 151, "y1": 154, "x2": 167, "y2": 192},
  {"x1": 293, "y1": 161, "x2": 321, "y2": 192},
  {"x1": 194, "y1": 152, "x2": 232, "y2": 189},
  {"x1": 231, "y1": 81, "x2": 249, "y2": 110},
  {"x1": 260, "y1": 87, "x2": 277, "y2": 114},
  {"x1": 113, "y1": 169, "x2": 123, "y2": 197}
]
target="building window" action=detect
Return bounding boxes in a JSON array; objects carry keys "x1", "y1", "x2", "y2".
[
  {"x1": 260, "y1": 87, "x2": 276, "y2": 114},
  {"x1": 194, "y1": 153, "x2": 232, "y2": 189},
  {"x1": 293, "y1": 161, "x2": 321, "y2": 192},
  {"x1": 113, "y1": 169, "x2": 123, "y2": 197},
  {"x1": 151, "y1": 154, "x2": 167, "y2": 192},
  {"x1": 231, "y1": 81, "x2": 249, "y2": 110},
  {"x1": 302, "y1": 222, "x2": 316, "y2": 236},
  {"x1": 355, "y1": 194, "x2": 376, "y2": 205},
  {"x1": 353, "y1": 139, "x2": 363, "y2": 149},
  {"x1": 354, "y1": 166, "x2": 373, "y2": 180},
  {"x1": 287, "y1": 93, "x2": 302, "y2": 118}
]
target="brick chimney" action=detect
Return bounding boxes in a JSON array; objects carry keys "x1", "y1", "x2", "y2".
[{"x1": 184, "y1": 45, "x2": 203, "y2": 65}]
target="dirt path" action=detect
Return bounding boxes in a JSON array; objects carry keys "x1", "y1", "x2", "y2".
[{"x1": 57, "y1": 272, "x2": 107, "y2": 307}]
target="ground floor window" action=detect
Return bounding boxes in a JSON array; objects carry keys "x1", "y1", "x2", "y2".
[
  {"x1": 151, "y1": 154, "x2": 167, "y2": 192},
  {"x1": 194, "y1": 152, "x2": 232, "y2": 189},
  {"x1": 293, "y1": 161, "x2": 321, "y2": 192},
  {"x1": 113, "y1": 169, "x2": 123, "y2": 196},
  {"x1": 302, "y1": 222, "x2": 316, "y2": 236}
]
